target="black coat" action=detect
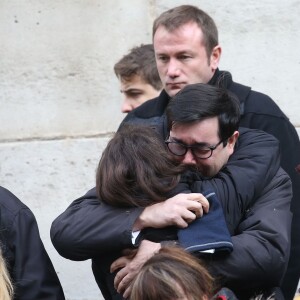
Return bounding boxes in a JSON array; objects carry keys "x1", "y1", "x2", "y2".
[
  {"x1": 89, "y1": 129, "x2": 292, "y2": 299},
  {"x1": 121, "y1": 69, "x2": 300, "y2": 298},
  {"x1": 0, "y1": 187, "x2": 65, "y2": 300}
]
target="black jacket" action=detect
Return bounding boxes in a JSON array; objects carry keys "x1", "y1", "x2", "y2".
[
  {"x1": 122, "y1": 70, "x2": 300, "y2": 202},
  {"x1": 0, "y1": 187, "x2": 65, "y2": 300},
  {"x1": 121, "y1": 69, "x2": 299, "y2": 288},
  {"x1": 122, "y1": 69, "x2": 300, "y2": 213},
  {"x1": 121, "y1": 69, "x2": 300, "y2": 299}
]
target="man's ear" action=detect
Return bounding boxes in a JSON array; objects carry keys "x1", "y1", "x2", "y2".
[
  {"x1": 210, "y1": 45, "x2": 221, "y2": 71},
  {"x1": 228, "y1": 131, "x2": 239, "y2": 149}
]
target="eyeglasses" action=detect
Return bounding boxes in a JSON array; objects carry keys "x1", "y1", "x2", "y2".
[{"x1": 165, "y1": 137, "x2": 227, "y2": 159}]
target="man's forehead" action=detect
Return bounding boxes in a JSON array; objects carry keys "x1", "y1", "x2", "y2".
[
  {"x1": 170, "y1": 118, "x2": 219, "y2": 138},
  {"x1": 120, "y1": 75, "x2": 148, "y2": 90},
  {"x1": 154, "y1": 21, "x2": 202, "y2": 36},
  {"x1": 153, "y1": 24, "x2": 205, "y2": 56}
]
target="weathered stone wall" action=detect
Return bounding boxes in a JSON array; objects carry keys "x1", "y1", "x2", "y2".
[{"x1": 1, "y1": 1, "x2": 299, "y2": 299}]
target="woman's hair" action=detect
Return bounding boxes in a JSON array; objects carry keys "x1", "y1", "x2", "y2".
[
  {"x1": 0, "y1": 249, "x2": 14, "y2": 300},
  {"x1": 96, "y1": 125, "x2": 185, "y2": 207},
  {"x1": 130, "y1": 246, "x2": 214, "y2": 300}
]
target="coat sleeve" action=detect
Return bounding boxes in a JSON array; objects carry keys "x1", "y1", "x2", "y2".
[
  {"x1": 51, "y1": 188, "x2": 144, "y2": 260},
  {"x1": 206, "y1": 168, "x2": 292, "y2": 293},
  {"x1": 9, "y1": 208, "x2": 65, "y2": 300},
  {"x1": 239, "y1": 90, "x2": 300, "y2": 297}
]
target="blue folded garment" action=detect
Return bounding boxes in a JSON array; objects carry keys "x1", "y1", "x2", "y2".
[{"x1": 178, "y1": 191, "x2": 233, "y2": 254}]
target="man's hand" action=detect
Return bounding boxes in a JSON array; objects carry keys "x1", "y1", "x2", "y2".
[
  {"x1": 110, "y1": 240, "x2": 161, "y2": 299},
  {"x1": 133, "y1": 193, "x2": 209, "y2": 230}
]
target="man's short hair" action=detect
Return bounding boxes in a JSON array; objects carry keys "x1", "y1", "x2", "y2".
[
  {"x1": 153, "y1": 5, "x2": 218, "y2": 57},
  {"x1": 166, "y1": 83, "x2": 240, "y2": 141},
  {"x1": 114, "y1": 44, "x2": 162, "y2": 91}
]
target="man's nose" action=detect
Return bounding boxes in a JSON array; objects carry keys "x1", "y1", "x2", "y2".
[
  {"x1": 167, "y1": 58, "x2": 180, "y2": 78},
  {"x1": 121, "y1": 99, "x2": 133, "y2": 113},
  {"x1": 181, "y1": 149, "x2": 197, "y2": 165}
]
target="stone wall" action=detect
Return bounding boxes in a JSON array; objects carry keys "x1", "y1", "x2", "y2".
[{"x1": 1, "y1": 1, "x2": 299, "y2": 299}]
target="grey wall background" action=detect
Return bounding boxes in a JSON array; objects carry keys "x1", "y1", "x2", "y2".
[{"x1": 0, "y1": 1, "x2": 299, "y2": 299}]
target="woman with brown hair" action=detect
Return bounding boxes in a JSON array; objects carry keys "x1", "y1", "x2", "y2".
[
  {"x1": 130, "y1": 246, "x2": 237, "y2": 300},
  {"x1": 96, "y1": 124, "x2": 188, "y2": 208}
]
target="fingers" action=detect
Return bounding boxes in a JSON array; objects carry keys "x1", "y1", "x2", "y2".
[
  {"x1": 114, "y1": 265, "x2": 135, "y2": 296},
  {"x1": 171, "y1": 215, "x2": 190, "y2": 228},
  {"x1": 110, "y1": 256, "x2": 130, "y2": 273},
  {"x1": 114, "y1": 267, "x2": 127, "y2": 291},
  {"x1": 189, "y1": 206, "x2": 203, "y2": 219},
  {"x1": 117, "y1": 273, "x2": 133, "y2": 296},
  {"x1": 137, "y1": 193, "x2": 211, "y2": 229},
  {"x1": 122, "y1": 248, "x2": 137, "y2": 258},
  {"x1": 187, "y1": 193, "x2": 210, "y2": 214},
  {"x1": 123, "y1": 284, "x2": 132, "y2": 299},
  {"x1": 166, "y1": 193, "x2": 209, "y2": 222}
]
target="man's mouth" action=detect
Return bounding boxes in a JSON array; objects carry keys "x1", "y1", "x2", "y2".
[{"x1": 166, "y1": 82, "x2": 184, "y2": 89}]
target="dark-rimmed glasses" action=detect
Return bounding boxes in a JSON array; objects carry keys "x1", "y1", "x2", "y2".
[{"x1": 165, "y1": 137, "x2": 227, "y2": 159}]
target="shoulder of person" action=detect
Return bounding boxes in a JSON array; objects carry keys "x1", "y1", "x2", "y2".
[
  {"x1": 246, "y1": 89, "x2": 287, "y2": 118},
  {"x1": 0, "y1": 186, "x2": 29, "y2": 216},
  {"x1": 229, "y1": 80, "x2": 287, "y2": 119},
  {"x1": 0, "y1": 186, "x2": 38, "y2": 251},
  {"x1": 238, "y1": 127, "x2": 279, "y2": 144}
]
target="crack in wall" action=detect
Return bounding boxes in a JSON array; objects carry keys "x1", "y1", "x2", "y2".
[{"x1": 0, "y1": 132, "x2": 114, "y2": 144}]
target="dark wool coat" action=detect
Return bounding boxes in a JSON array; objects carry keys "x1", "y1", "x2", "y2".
[{"x1": 0, "y1": 187, "x2": 65, "y2": 300}]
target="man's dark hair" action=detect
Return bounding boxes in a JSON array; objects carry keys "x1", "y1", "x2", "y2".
[
  {"x1": 114, "y1": 44, "x2": 162, "y2": 91},
  {"x1": 166, "y1": 83, "x2": 240, "y2": 142},
  {"x1": 153, "y1": 5, "x2": 218, "y2": 58},
  {"x1": 96, "y1": 125, "x2": 184, "y2": 207}
]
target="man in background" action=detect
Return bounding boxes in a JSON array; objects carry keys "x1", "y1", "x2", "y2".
[{"x1": 114, "y1": 44, "x2": 162, "y2": 113}]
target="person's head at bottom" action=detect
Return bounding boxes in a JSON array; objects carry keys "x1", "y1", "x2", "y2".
[{"x1": 130, "y1": 246, "x2": 213, "y2": 300}]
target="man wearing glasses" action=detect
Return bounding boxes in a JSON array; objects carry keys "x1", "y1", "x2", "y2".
[
  {"x1": 52, "y1": 84, "x2": 291, "y2": 299},
  {"x1": 165, "y1": 134, "x2": 230, "y2": 178},
  {"x1": 114, "y1": 84, "x2": 291, "y2": 299}
]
